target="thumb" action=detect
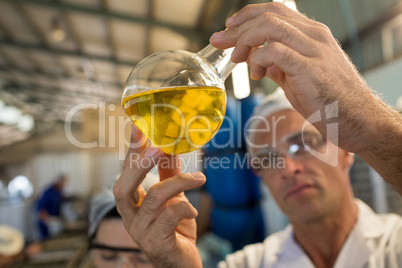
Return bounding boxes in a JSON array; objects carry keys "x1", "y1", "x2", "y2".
[{"x1": 158, "y1": 154, "x2": 181, "y2": 181}]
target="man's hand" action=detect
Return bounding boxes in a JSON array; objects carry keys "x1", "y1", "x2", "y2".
[
  {"x1": 38, "y1": 210, "x2": 50, "y2": 222},
  {"x1": 210, "y1": 2, "x2": 402, "y2": 194},
  {"x1": 113, "y1": 125, "x2": 205, "y2": 268},
  {"x1": 210, "y1": 2, "x2": 372, "y2": 151}
]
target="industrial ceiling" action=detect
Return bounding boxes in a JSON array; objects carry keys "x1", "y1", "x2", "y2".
[{"x1": 0, "y1": 0, "x2": 250, "y2": 148}]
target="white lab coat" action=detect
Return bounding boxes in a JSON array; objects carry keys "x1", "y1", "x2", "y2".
[{"x1": 218, "y1": 199, "x2": 402, "y2": 268}]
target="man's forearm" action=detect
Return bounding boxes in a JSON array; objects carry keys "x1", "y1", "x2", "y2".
[
  {"x1": 319, "y1": 84, "x2": 402, "y2": 194},
  {"x1": 355, "y1": 97, "x2": 402, "y2": 195}
]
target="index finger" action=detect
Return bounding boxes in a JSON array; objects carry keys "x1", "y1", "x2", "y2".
[
  {"x1": 225, "y1": 2, "x2": 320, "y2": 29},
  {"x1": 123, "y1": 124, "x2": 148, "y2": 170},
  {"x1": 115, "y1": 125, "x2": 163, "y2": 220},
  {"x1": 158, "y1": 154, "x2": 181, "y2": 181},
  {"x1": 114, "y1": 145, "x2": 163, "y2": 223}
]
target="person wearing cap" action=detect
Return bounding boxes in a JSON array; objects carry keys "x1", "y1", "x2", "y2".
[{"x1": 88, "y1": 184, "x2": 154, "y2": 268}]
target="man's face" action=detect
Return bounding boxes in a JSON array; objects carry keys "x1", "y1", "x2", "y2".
[
  {"x1": 55, "y1": 176, "x2": 67, "y2": 190},
  {"x1": 251, "y1": 109, "x2": 354, "y2": 224}
]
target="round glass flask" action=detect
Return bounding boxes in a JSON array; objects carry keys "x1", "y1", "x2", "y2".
[{"x1": 122, "y1": 44, "x2": 236, "y2": 155}]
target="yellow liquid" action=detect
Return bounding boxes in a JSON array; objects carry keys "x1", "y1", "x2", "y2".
[{"x1": 122, "y1": 86, "x2": 226, "y2": 154}]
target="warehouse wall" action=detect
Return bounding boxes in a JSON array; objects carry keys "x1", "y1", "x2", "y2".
[{"x1": 363, "y1": 55, "x2": 402, "y2": 109}]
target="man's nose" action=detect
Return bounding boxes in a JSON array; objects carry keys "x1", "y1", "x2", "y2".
[
  {"x1": 119, "y1": 264, "x2": 133, "y2": 268},
  {"x1": 281, "y1": 155, "x2": 304, "y2": 176}
]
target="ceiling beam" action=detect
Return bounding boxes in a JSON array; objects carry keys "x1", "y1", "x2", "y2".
[
  {"x1": 0, "y1": 17, "x2": 13, "y2": 40},
  {"x1": 13, "y1": 3, "x2": 58, "y2": 74},
  {"x1": 97, "y1": 0, "x2": 120, "y2": 84},
  {"x1": 0, "y1": 65, "x2": 123, "y2": 88},
  {"x1": 194, "y1": 0, "x2": 214, "y2": 48},
  {"x1": 3, "y1": 85, "x2": 97, "y2": 103},
  {"x1": 1, "y1": 0, "x2": 201, "y2": 43},
  {"x1": 15, "y1": 3, "x2": 48, "y2": 46},
  {"x1": 145, "y1": 0, "x2": 154, "y2": 56},
  {"x1": 0, "y1": 46, "x2": 14, "y2": 65},
  {"x1": 0, "y1": 38, "x2": 138, "y2": 67},
  {"x1": 53, "y1": 0, "x2": 83, "y2": 53},
  {"x1": 3, "y1": 87, "x2": 120, "y2": 106},
  {"x1": 98, "y1": 0, "x2": 115, "y2": 58},
  {"x1": 341, "y1": 1, "x2": 402, "y2": 51},
  {"x1": 17, "y1": 0, "x2": 84, "y2": 79},
  {"x1": 216, "y1": 0, "x2": 246, "y2": 29},
  {"x1": 196, "y1": 0, "x2": 245, "y2": 45},
  {"x1": 0, "y1": 82, "x2": 120, "y2": 104},
  {"x1": 2, "y1": 83, "x2": 120, "y2": 106},
  {"x1": 50, "y1": 1, "x2": 98, "y2": 81}
]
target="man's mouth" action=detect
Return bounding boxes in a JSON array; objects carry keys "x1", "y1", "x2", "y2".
[{"x1": 286, "y1": 184, "x2": 315, "y2": 199}]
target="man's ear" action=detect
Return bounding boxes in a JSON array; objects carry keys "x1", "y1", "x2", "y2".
[{"x1": 340, "y1": 150, "x2": 354, "y2": 172}]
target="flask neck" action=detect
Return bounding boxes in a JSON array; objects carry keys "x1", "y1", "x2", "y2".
[{"x1": 197, "y1": 44, "x2": 237, "y2": 81}]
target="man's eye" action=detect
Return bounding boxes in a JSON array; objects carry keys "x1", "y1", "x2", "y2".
[
  {"x1": 100, "y1": 252, "x2": 118, "y2": 261},
  {"x1": 302, "y1": 133, "x2": 323, "y2": 147},
  {"x1": 135, "y1": 253, "x2": 152, "y2": 264},
  {"x1": 260, "y1": 153, "x2": 280, "y2": 167}
]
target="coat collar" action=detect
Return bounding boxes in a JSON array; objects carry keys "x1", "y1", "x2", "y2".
[{"x1": 272, "y1": 199, "x2": 384, "y2": 268}]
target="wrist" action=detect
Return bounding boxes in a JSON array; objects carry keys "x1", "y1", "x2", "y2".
[
  {"x1": 351, "y1": 96, "x2": 402, "y2": 188},
  {"x1": 334, "y1": 87, "x2": 391, "y2": 155},
  {"x1": 355, "y1": 96, "x2": 401, "y2": 155}
]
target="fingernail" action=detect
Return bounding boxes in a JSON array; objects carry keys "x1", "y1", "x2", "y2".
[
  {"x1": 211, "y1": 31, "x2": 225, "y2": 39},
  {"x1": 144, "y1": 146, "x2": 161, "y2": 158},
  {"x1": 191, "y1": 172, "x2": 205, "y2": 179},
  {"x1": 226, "y1": 14, "x2": 236, "y2": 26}
]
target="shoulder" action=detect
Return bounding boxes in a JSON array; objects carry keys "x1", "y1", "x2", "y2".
[
  {"x1": 43, "y1": 185, "x2": 56, "y2": 194},
  {"x1": 218, "y1": 228, "x2": 290, "y2": 268},
  {"x1": 356, "y1": 199, "x2": 402, "y2": 233},
  {"x1": 375, "y1": 212, "x2": 402, "y2": 244},
  {"x1": 355, "y1": 200, "x2": 402, "y2": 264},
  {"x1": 371, "y1": 213, "x2": 402, "y2": 265}
]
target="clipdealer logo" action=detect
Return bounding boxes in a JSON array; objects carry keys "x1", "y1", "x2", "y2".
[{"x1": 64, "y1": 101, "x2": 339, "y2": 168}]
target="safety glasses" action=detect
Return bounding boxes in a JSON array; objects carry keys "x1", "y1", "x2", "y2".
[
  {"x1": 89, "y1": 240, "x2": 152, "y2": 268},
  {"x1": 251, "y1": 130, "x2": 326, "y2": 176}
]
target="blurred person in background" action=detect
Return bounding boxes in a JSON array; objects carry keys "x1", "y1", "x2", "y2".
[{"x1": 36, "y1": 174, "x2": 67, "y2": 240}]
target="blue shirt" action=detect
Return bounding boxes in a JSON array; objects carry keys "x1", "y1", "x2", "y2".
[{"x1": 37, "y1": 185, "x2": 63, "y2": 216}]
